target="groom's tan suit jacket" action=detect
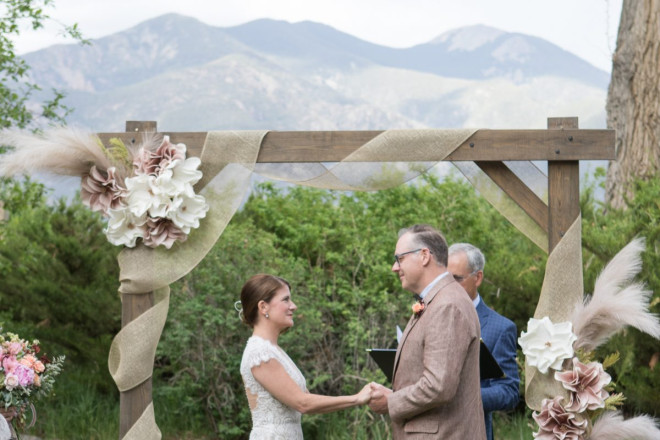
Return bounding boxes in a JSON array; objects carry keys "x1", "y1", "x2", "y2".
[{"x1": 389, "y1": 275, "x2": 486, "y2": 439}]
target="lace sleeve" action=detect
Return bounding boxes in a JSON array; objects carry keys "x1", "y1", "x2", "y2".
[{"x1": 243, "y1": 337, "x2": 278, "y2": 370}]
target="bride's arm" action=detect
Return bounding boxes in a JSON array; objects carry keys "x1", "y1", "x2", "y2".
[{"x1": 252, "y1": 360, "x2": 371, "y2": 414}]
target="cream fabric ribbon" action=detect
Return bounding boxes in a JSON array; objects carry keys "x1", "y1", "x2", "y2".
[
  {"x1": 524, "y1": 216, "x2": 584, "y2": 410},
  {"x1": 453, "y1": 161, "x2": 549, "y2": 252}
]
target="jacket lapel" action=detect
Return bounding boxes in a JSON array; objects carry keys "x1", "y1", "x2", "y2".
[
  {"x1": 476, "y1": 297, "x2": 490, "y2": 332},
  {"x1": 392, "y1": 274, "x2": 454, "y2": 384}
]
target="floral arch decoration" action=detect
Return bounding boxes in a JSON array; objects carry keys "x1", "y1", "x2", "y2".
[{"x1": 3, "y1": 119, "x2": 657, "y2": 439}]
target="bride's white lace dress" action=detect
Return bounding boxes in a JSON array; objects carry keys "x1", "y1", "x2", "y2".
[{"x1": 240, "y1": 335, "x2": 307, "y2": 439}]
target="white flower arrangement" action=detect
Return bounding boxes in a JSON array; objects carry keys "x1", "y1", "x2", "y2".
[
  {"x1": 77, "y1": 135, "x2": 209, "y2": 249},
  {"x1": 518, "y1": 316, "x2": 577, "y2": 374}
]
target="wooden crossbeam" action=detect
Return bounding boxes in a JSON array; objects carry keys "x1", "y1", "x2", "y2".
[
  {"x1": 98, "y1": 128, "x2": 615, "y2": 162},
  {"x1": 475, "y1": 161, "x2": 549, "y2": 233}
]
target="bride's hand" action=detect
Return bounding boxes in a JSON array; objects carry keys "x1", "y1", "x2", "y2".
[{"x1": 355, "y1": 383, "x2": 372, "y2": 405}]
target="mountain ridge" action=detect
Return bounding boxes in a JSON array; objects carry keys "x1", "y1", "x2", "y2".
[{"x1": 22, "y1": 13, "x2": 608, "y2": 133}]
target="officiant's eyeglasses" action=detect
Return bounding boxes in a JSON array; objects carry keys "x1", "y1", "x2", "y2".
[
  {"x1": 394, "y1": 248, "x2": 423, "y2": 266},
  {"x1": 453, "y1": 271, "x2": 478, "y2": 283}
]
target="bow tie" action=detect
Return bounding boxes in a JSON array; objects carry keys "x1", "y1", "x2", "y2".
[{"x1": 414, "y1": 294, "x2": 423, "y2": 303}]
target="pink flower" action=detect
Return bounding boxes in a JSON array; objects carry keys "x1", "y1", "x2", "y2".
[
  {"x1": 7, "y1": 342, "x2": 22, "y2": 356},
  {"x1": 142, "y1": 217, "x2": 188, "y2": 249},
  {"x1": 33, "y1": 373, "x2": 41, "y2": 387},
  {"x1": 555, "y1": 358, "x2": 611, "y2": 412},
  {"x1": 133, "y1": 136, "x2": 186, "y2": 176},
  {"x1": 14, "y1": 364, "x2": 34, "y2": 387},
  {"x1": 81, "y1": 165, "x2": 127, "y2": 213},
  {"x1": 3, "y1": 355, "x2": 19, "y2": 374},
  {"x1": 532, "y1": 396, "x2": 588, "y2": 439},
  {"x1": 4, "y1": 373, "x2": 19, "y2": 391}
]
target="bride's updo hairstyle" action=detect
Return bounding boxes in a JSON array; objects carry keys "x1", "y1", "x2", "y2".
[{"x1": 240, "y1": 274, "x2": 291, "y2": 327}]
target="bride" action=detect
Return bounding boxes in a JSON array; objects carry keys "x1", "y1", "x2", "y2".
[{"x1": 238, "y1": 274, "x2": 372, "y2": 439}]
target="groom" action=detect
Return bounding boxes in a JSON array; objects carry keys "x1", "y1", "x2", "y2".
[{"x1": 369, "y1": 224, "x2": 486, "y2": 439}]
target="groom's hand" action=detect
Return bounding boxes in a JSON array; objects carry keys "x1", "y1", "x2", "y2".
[{"x1": 368, "y1": 382, "x2": 391, "y2": 414}]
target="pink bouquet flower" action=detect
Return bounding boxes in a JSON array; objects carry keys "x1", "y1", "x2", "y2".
[
  {"x1": 532, "y1": 396, "x2": 588, "y2": 440},
  {"x1": 555, "y1": 357, "x2": 611, "y2": 413}
]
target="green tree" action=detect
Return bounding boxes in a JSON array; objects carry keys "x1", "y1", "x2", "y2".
[
  {"x1": 0, "y1": 0, "x2": 88, "y2": 129},
  {"x1": 582, "y1": 174, "x2": 660, "y2": 416},
  {"x1": 0, "y1": 179, "x2": 121, "y2": 388}
]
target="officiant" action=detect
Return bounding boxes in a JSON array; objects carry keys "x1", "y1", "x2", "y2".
[{"x1": 448, "y1": 243, "x2": 520, "y2": 440}]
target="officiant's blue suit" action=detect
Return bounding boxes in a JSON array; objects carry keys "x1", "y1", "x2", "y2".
[{"x1": 477, "y1": 298, "x2": 520, "y2": 440}]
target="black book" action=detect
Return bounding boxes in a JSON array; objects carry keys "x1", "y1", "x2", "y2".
[
  {"x1": 479, "y1": 338, "x2": 505, "y2": 380},
  {"x1": 367, "y1": 340, "x2": 504, "y2": 384}
]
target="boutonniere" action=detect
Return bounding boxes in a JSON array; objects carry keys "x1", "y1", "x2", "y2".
[{"x1": 412, "y1": 299, "x2": 425, "y2": 317}]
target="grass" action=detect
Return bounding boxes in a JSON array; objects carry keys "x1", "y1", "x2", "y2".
[
  {"x1": 15, "y1": 369, "x2": 534, "y2": 440},
  {"x1": 493, "y1": 410, "x2": 535, "y2": 439},
  {"x1": 15, "y1": 370, "x2": 119, "y2": 440}
]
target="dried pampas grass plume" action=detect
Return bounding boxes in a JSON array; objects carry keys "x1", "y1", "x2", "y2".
[
  {"x1": 0, "y1": 127, "x2": 114, "y2": 177},
  {"x1": 0, "y1": 127, "x2": 163, "y2": 179},
  {"x1": 588, "y1": 411, "x2": 660, "y2": 439},
  {"x1": 572, "y1": 237, "x2": 660, "y2": 352}
]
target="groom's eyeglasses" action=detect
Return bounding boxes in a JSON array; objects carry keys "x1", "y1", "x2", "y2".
[{"x1": 394, "y1": 248, "x2": 423, "y2": 266}]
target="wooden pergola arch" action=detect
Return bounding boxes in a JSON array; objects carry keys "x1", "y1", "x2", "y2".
[{"x1": 99, "y1": 117, "x2": 615, "y2": 437}]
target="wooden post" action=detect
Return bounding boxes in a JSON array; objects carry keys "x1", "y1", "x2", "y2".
[
  {"x1": 119, "y1": 121, "x2": 157, "y2": 438},
  {"x1": 547, "y1": 117, "x2": 580, "y2": 252}
]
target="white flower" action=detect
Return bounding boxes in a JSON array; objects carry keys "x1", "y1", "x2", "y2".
[
  {"x1": 167, "y1": 194, "x2": 209, "y2": 233},
  {"x1": 155, "y1": 157, "x2": 203, "y2": 197},
  {"x1": 124, "y1": 173, "x2": 172, "y2": 217},
  {"x1": 4, "y1": 373, "x2": 19, "y2": 391},
  {"x1": 518, "y1": 316, "x2": 577, "y2": 374},
  {"x1": 105, "y1": 208, "x2": 147, "y2": 247}
]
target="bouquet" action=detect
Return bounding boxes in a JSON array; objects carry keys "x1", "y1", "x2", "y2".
[{"x1": 0, "y1": 328, "x2": 65, "y2": 428}]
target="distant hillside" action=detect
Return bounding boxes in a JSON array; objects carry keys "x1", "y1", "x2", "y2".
[{"x1": 23, "y1": 13, "x2": 608, "y2": 133}]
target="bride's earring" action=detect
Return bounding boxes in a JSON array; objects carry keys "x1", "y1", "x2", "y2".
[{"x1": 265, "y1": 312, "x2": 269, "y2": 319}]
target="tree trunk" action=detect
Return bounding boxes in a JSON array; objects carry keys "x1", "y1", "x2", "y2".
[{"x1": 605, "y1": 0, "x2": 660, "y2": 209}]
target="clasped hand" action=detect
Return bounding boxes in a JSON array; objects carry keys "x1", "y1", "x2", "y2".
[{"x1": 355, "y1": 382, "x2": 391, "y2": 414}]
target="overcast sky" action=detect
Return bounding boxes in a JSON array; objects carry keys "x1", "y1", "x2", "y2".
[{"x1": 15, "y1": 0, "x2": 622, "y2": 72}]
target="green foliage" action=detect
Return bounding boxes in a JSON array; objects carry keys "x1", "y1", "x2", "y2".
[
  {"x1": 0, "y1": 178, "x2": 120, "y2": 392},
  {"x1": 581, "y1": 176, "x2": 660, "y2": 416},
  {"x1": 24, "y1": 371, "x2": 119, "y2": 439},
  {"x1": 0, "y1": 176, "x2": 48, "y2": 212},
  {"x1": 493, "y1": 410, "x2": 535, "y2": 439},
  {"x1": 0, "y1": 0, "x2": 89, "y2": 129}
]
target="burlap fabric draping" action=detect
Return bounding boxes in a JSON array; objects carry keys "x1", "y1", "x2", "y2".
[
  {"x1": 453, "y1": 161, "x2": 549, "y2": 252},
  {"x1": 110, "y1": 129, "x2": 477, "y2": 439},
  {"x1": 255, "y1": 129, "x2": 476, "y2": 190},
  {"x1": 110, "y1": 131, "x2": 267, "y2": 440},
  {"x1": 524, "y1": 216, "x2": 584, "y2": 410}
]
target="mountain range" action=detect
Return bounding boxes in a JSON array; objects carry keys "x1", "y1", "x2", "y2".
[{"x1": 24, "y1": 13, "x2": 610, "y2": 133}]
